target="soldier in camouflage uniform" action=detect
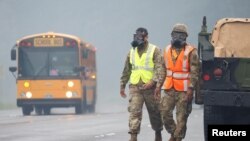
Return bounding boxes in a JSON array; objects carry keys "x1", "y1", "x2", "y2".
[
  {"x1": 160, "y1": 24, "x2": 199, "y2": 141},
  {"x1": 120, "y1": 27, "x2": 166, "y2": 141}
]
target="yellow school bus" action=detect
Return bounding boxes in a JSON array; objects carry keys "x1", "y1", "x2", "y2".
[{"x1": 9, "y1": 32, "x2": 97, "y2": 115}]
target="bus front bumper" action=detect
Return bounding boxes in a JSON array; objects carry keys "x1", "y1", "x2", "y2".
[{"x1": 17, "y1": 99, "x2": 82, "y2": 107}]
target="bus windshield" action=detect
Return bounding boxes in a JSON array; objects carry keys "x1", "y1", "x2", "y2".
[{"x1": 18, "y1": 47, "x2": 79, "y2": 78}]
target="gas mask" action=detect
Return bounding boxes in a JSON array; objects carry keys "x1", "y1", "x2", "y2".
[
  {"x1": 171, "y1": 32, "x2": 187, "y2": 48},
  {"x1": 131, "y1": 33, "x2": 146, "y2": 48}
]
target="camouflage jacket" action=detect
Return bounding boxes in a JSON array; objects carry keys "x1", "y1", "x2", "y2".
[{"x1": 120, "y1": 42, "x2": 166, "y2": 90}]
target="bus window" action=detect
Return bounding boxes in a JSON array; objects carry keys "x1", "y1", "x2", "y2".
[
  {"x1": 50, "y1": 52, "x2": 78, "y2": 76},
  {"x1": 82, "y1": 49, "x2": 89, "y2": 59},
  {"x1": 18, "y1": 47, "x2": 79, "y2": 77},
  {"x1": 19, "y1": 48, "x2": 48, "y2": 77}
]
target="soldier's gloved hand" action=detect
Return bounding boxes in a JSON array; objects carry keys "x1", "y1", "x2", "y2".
[
  {"x1": 186, "y1": 88, "x2": 194, "y2": 102},
  {"x1": 142, "y1": 81, "x2": 155, "y2": 89},
  {"x1": 154, "y1": 87, "x2": 161, "y2": 100},
  {"x1": 120, "y1": 88, "x2": 127, "y2": 98}
]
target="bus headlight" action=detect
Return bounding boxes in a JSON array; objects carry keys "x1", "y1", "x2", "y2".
[
  {"x1": 67, "y1": 81, "x2": 74, "y2": 87},
  {"x1": 24, "y1": 81, "x2": 30, "y2": 88},
  {"x1": 66, "y1": 91, "x2": 73, "y2": 98},
  {"x1": 26, "y1": 91, "x2": 32, "y2": 98}
]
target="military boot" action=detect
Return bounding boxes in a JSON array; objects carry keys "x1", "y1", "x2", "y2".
[
  {"x1": 168, "y1": 135, "x2": 175, "y2": 141},
  {"x1": 155, "y1": 131, "x2": 162, "y2": 141},
  {"x1": 129, "y1": 133, "x2": 137, "y2": 141},
  {"x1": 175, "y1": 138, "x2": 182, "y2": 141}
]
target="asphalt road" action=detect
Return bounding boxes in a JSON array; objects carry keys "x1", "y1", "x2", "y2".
[{"x1": 0, "y1": 105, "x2": 204, "y2": 141}]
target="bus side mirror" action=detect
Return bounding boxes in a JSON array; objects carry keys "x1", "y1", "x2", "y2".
[
  {"x1": 11, "y1": 49, "x2": 16, "y2": 60},
  {"x1": 9, "y1": 66, "x2": 17, "y2": 80},
  {"x1": 9, "y1": 66, "x2": 17, "y2": 72},
  {"x1": 74, "y1": 66, "x2": 85, "y2": 72}
]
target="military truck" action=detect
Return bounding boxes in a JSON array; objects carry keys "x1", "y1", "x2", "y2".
[{"x1": 195, "y1": 17, "x2": 250, "y2": 141}]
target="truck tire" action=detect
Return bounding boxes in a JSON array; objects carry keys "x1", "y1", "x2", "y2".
[
  {"x1": 195, "y1": 76, "x2": 203, "y2": 105},
  {"x1": 203, "y1": 105, "x2": 224, "y2": 141}
]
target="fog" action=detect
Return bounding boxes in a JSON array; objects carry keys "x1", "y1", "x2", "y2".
[{"x1": 0, "y1": 0, "x2": 250, "y2": 112}]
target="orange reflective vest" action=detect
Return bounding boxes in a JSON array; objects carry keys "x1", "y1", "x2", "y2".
[{"x1": 162, "y1": 45, "x2": 194, "y2": 91}]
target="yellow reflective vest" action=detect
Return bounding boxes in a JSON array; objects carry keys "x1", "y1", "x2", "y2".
[{"x1": 129, "y1": 44, "x2": 156, "y2": 84}]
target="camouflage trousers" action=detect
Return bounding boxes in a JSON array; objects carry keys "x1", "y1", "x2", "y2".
[
  {"x1": 128, "y1": 85, "x2": 163, "y2": 134},
  {"x1": 160, "y1": 89, "x2": 192, "y2": 139}
]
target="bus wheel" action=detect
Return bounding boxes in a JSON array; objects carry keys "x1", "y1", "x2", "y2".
[
  {"x1": 75, "y1": 103, "x2": 83, "y2": 114},
  {"x1": 80, "y1": 93, "x2": 87, "y2": 114},
  {"x1": 22, "y1": 106, "x2": 33, "y2": 116},
  {"x1": 87, "y1": 105, "x2": 95, "y2": 113},
  {"x1": 43, "y1": 107, "x2": 51, "y2": 115},
  {"x1": 35, "y1": 106, "x2": 43, "y2": 115},
  {"x1": 86, "y1": 91, "x2": 96, "y2": 113}
]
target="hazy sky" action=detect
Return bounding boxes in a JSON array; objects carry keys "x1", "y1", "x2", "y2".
[{"x1": 0, "y1": 0, "x2": 250, "y2": 112}]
